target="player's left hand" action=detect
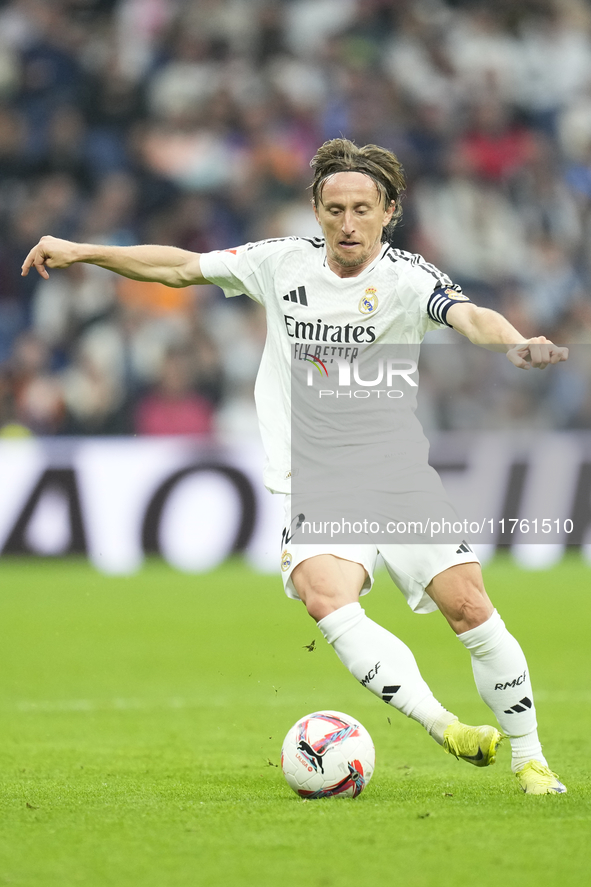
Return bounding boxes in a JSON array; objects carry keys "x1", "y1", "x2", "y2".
[{"x1": 506, "y1": 337, "x2": 569, "y2": 370}]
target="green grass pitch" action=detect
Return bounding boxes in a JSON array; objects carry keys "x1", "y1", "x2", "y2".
[{"x1": 0, "y1": 555, "x2": 590, "y2": 887}]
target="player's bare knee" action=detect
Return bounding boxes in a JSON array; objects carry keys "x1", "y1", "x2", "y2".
[
  {"x1": 291, "y1": 556, "x2": 365, "y2": 622},
  {"x1": 427, "y1": 564, "x2": 493, "y2": 632},
  {"x1": 444, "y1": 585, "x2": 493, "y2": 633},
  {"x1": 299, "y1": 574, "x2": 343, "y2": 621},
  {"x1": 303, "y1": 594, "x2": 337, "y2": 622}
]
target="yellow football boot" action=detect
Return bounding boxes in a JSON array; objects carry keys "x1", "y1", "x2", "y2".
[
  {"x1": 443, "y1": 720, "x2": 503, "y2": 767},
  {"x1": 515, "y1": 761, "x2": 567, "y2": 794}
]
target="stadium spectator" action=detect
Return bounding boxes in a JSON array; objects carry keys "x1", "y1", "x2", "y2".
[
  {"x1": 133, "y1": 346, "x2": 215, "y2": 436},
  {"x1": 2, "y1": 0, "x2": 591, "y2": 434}
]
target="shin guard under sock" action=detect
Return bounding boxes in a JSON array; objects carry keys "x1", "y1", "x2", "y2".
[
  {"x1": 318, "y1": 603, "x2": 456, "y2": 744},
  {"x1": 457, "y1": 610, "x2": 547, "y2": 770}
]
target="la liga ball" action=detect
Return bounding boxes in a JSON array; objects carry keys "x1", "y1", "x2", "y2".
[{"x1": 281, "y1": 710, "x2": 375, "y2": 799}]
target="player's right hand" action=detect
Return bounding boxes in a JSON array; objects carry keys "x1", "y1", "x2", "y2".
[{"x1": 21, "y1": 235, "x2": 79, "y2": 279}]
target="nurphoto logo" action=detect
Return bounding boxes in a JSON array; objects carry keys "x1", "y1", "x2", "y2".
[{"x1": 304, "y1": 353, "x2": 418, "y2": 399}]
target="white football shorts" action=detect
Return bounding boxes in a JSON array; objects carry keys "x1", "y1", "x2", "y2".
[{"x1": 279, "y1": 495, "x2": 480, "y2": 614}]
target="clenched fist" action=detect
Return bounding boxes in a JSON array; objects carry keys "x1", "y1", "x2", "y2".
[
  {"x1": 21, "y1": 235, "x2": 83, "y2": 279},
  {"x1": 506, "y1": 337, "x2": 569, "y2": 370}
]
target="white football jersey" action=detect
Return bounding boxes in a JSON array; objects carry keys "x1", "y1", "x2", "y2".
[{"x1": 200, "y1": 237, "x2": 468, "y2": 493}]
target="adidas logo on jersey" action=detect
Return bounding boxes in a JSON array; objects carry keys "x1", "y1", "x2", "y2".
[
  {"x1": 456, "y1": 540, "x2": 472, "y2": 554},
  {"x1": 283, "y1": 286, "x2": 308, "y2": 306}
]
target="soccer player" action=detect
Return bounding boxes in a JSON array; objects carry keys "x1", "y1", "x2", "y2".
[{"x1": 22, "y1": 138, "x2": 568, "y2": 794}]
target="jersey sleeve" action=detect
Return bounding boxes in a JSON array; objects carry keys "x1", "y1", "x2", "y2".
[
  {"x1": 397, "y1": 252, "x2": 473, "y2": 333},
  {"x1": 199, "y1": 240, "x2": 289, "y2": 305}
]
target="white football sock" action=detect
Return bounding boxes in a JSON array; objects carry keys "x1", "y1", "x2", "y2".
[
  {"x1": 457, "y1": 609, "x2": 547, "y2": 771},
  {"x1": 317, "y1": 602, "x2": 456, "y2": 744}
]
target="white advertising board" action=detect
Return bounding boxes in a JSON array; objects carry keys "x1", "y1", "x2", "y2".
[
  {"x1": 0, "y1": 433, "x2": 590, "y2": 574},
  {"x1": 0, "y1": 437, "x2": 283, "y2": 575}
]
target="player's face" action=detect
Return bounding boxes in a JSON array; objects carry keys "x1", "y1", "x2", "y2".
[{"x1": 314, "y1": 172, "x2": 395, "y2": 277}]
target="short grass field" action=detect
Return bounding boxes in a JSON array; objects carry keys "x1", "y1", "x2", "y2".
[{"x1": 0, "y1": 555, "x2": 589, "y2": 887}]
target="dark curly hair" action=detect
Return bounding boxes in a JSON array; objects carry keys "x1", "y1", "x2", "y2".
[{"x1": 310, "y1": 138, "x2": 406, "y2": 242}]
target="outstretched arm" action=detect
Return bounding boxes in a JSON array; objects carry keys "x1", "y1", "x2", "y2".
[
  {"x1": 446, "y1": 302, "x2": 568, "y2": 369},
  {"x1": 21, "y1": 235, "x2": 209, "y2": 288}
]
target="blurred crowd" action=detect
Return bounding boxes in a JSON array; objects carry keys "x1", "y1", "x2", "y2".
[{"x1": 1, "y1": 0, "x2": 591, "y2": 438}]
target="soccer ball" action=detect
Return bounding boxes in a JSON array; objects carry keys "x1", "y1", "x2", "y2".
[{"x1": 281, "y1": 710, "x2": 375, "y2": 799}]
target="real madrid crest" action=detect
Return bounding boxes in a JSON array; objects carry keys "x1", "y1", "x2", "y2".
[
  {"x1": 359, "y1": 287, "x2": 378, "y2": 314},
  {"x1": 281, "y1": 550, "x2": 292, "y2": 571}
]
